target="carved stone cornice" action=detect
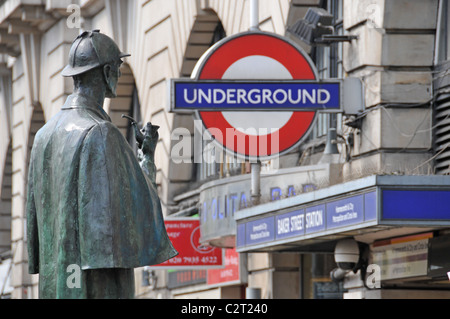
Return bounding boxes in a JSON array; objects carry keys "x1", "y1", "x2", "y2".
[{"x1": 0, "y1": 0, "x2": 106, "y2": 55}]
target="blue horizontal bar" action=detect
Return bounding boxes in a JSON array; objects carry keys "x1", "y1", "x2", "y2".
[
  {"x1": 237, "y1": 191, "x2": 377, "y2": 248},
  {"x1": 382, "y1": 189, "x2": 450, "y2": 220},
  {"x1": 173, "y1": 80, "x2": 341, "y2": 111}
]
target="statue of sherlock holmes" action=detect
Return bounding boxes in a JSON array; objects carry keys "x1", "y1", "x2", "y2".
[{"x1": 26, "y1": 30, "x2": 177, "y2": 298}]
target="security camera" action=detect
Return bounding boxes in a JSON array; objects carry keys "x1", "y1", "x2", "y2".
[
  {"x1": 330, "y1": 267, "x2": 350, "y2": 282},
  {"x1": 334, "y1": 239, "x2": 360, "y2": 271}
]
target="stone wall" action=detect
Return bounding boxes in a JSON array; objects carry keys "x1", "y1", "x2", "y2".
[{"x1": 342, "y1": 0, "x2": 438, "y2": 179}]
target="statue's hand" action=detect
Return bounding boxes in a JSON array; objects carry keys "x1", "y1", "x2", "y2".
[{"x1": 140, "y1": 122, "x2": 160, "y2": 156}]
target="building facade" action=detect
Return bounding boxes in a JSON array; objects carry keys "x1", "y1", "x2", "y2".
[{"x1": 0, "y1": 0, "x2": 449, "y2": 299}]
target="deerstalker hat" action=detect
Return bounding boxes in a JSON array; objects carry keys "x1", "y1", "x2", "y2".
[{"x1": 61, "y1": 30, "x2": 130, "y2": 77}]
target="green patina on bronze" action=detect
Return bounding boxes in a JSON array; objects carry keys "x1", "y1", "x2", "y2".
[{"x1": 26, "y1": 30, "x2": 177, "y2": 299}]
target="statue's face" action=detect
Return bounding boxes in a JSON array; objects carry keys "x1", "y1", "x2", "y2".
[{"x1": 104, "y1": 61, "x2": 122, "y2": 98}]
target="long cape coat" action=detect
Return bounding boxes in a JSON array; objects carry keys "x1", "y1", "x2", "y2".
[{"x1": 26, "y1": 94, "x2": 177, "y2": 298}]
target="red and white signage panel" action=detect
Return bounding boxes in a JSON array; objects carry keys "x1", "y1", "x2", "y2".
[
  {"x1": 152, "y1": 218, "x2": 224, "y2": 269},
  {"x1": 207, "y1": 248, "x2": 241, "y2": 286}
]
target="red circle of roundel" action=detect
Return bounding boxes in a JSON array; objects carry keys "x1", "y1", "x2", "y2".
[{"x1": 196, "y1": 32, "x2": 317, "y2": 158}]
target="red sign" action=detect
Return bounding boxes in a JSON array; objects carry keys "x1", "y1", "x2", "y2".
[
  {"x1": 152, "y1": 218, "x2": 224, "y2": 269},
  {"x1": 207, "y1": 248, "x2": 241, "y2": 285},
  {"x1": 192, "y1": 31, "x2": 318, "y2": 159}
]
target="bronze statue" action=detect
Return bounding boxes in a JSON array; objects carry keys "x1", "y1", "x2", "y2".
[{"x1": 26, "y1": 30, "x2": 177, "y2": 299}]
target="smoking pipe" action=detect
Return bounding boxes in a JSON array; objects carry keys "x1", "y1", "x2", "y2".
[
  {"x1": 122, "y1": 114, "x2": 145, "y2": 147},
  {"x1": 122, "y1": 115, "x2": 160, "y2": 149}
]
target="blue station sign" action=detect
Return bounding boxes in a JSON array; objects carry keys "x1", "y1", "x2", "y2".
[
  {"x1": 235, "y1": 176, "x2": 450, "y2": 252},
  {"x1": 170, "y1": 79, "x2": 341, "y2": 112},
  {"x1": 237, "y1": 191, "x2": 377, "y2": 249}
]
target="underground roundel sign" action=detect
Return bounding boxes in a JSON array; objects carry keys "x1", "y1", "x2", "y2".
[{"x1": 170, "y1": 31, "x2": 341, "y2": 159}]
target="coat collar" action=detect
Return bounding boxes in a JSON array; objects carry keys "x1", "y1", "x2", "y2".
[{"x1": 62, "y1": 94, "x2": 112, "y2": 122}]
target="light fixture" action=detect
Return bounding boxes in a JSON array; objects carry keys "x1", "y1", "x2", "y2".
[
  {"x1": 287, "y1": 7, "x2": 358, "y2": 46},
  {"x1": 319, "y1": 128, "x2": 341, "y2": 164}
]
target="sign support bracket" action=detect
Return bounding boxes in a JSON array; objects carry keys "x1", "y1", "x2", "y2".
[
  {"x1": 251, "y1": 160, "x2": 261, "y2": 205},
  {"x1": 250, "y1": 0, "x2": 259, "y2": 31}
]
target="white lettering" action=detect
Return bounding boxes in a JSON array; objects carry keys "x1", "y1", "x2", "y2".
[
  {"x1": 366, "y1": 264, "x2": 381, "y2": 289},
  {"x1": 213, "y1": 89, "x2": 226, "y2": 104},
  {"x1": 288, "y1": 89, "x2": 302, "y2": 104},
  {"x1": 335, "y1": 203, "x2": 354, "y2": 213},
  {"x1": 184, "y1": 88, "x2": 197, "y2": 104},
  {"x1": 237, "y1": 89, "x2": 248, "y2": 104},
  {"x1": 250, "y1": 231, "x2": 270, "y2": 240},
  {"x1": 318, "y1": 89, "x2": 331, "y2": 104},
  {"x1": 181, "y1": 303, "x2": 216, "y2": 316},
  {"x1": 66, "y1": 264, "x2": 81, "y2": 289},
  {"x1": 248, "y1": 89, "x2": 261, "y2": 104},
  {"x1": 182, "y1": 87, "x2": 334, "y2": 107},
  {"x1": 332, "y1": 212, "x2": 358, "y2": 223},
  {"x1": 273, "y1": 89, "x2": 288, "y2": 104},
  {"x1": 198, "y1": 89, "x2": 211, "y2": 104},
  {"x1": 303, "y1": 90, "x2": 316, "y2": 104},
  {"x1": 306, "y1": 210, "x2": 323, "y2": 228},
  {"x1": 253, "y1": 223, "x2": 267, "y2": 232},
  {"x1": 227, "y1": 89, "x2": 236, "y2": 104},
  {"x1": 262, "y1": 89, "x2": 274, "y2": 104},
  {"x1": 278, "y1": 218, "x2": 290, "y2": 234},
  {"x1": 66, "y1": 4, "x2": 81, "y2": 29},
  {"x1": 170, "y1": 127, "x2": 192, "y2": 163},
  {"x1": 290, "y1": 214, "x2": 304, "y2": 232}
]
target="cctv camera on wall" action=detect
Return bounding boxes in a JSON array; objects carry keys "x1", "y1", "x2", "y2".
[{"x1": 334, "y1": 238, "x2": 360, "y2": 270}]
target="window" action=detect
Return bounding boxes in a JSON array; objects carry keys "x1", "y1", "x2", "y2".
[
  {"x1": 199, "y1": 143, "x2": 245, "y2": 181},
  {"x1": 311, "y1": 0, "x2": 343, "y2": 139}
]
